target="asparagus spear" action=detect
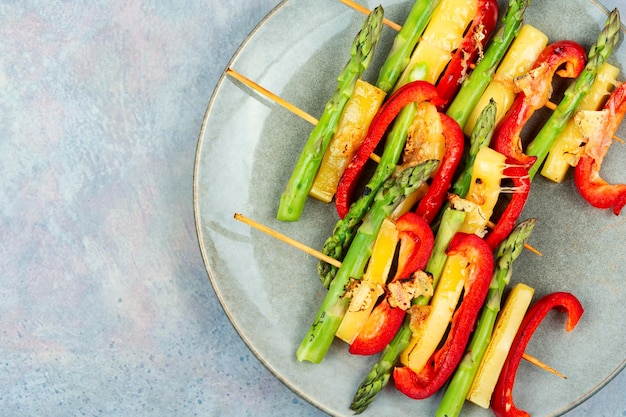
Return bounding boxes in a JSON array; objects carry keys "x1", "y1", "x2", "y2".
[
  {"x1": 350, "y1": 207, "x2": 466, "y2": 413},
  {"x1": 297, "y1": 160, "x2": 439, "y2": 364},
  {"x1": 350, "y1": 102, "x2": 497, "y2": 412},
  {"x1": 375, "y1": 0, "x2": 442, "y2": 92},
  {"x1": 446, "y1": 0, "x2": 531, "y2": 128},
  {"x1": 436, "y1": 218, "x2": 537, "y2": 417},
  {"x1": 277, "y1": 6, "x2": 384, "y2": 222},
  {"x1": 526, "y1": 8, "x2": 621, "y2": 179}
]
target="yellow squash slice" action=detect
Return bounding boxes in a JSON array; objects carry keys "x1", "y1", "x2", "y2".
[
  {"x1": 466, "y1": 283, "x2": 535, "y2": 408},
  {"x1": 400, "y1": 251, "x2": 469, "y2": 373},
  {"x1": 309, "y1": 79, "x2": 386, "y2": 202}
]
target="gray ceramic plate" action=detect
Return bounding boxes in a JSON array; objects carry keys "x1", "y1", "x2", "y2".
[{"x1": 194, "y1": 0, "x2": 625, "y2": 415}]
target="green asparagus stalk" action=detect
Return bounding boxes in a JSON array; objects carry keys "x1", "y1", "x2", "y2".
[
  {"x1": 317, "y1": 63, "x2": 429, "y2": 288},
  {"x1": 526, "y1": 8, "x2": 621, "y2": 179},
  {"x1": 435, "y1": 218, "x2": 537, "y2": 417},
  {"x1": 350, "y1": 207, "x2": 466, "y2": 413},
  {"x1": 277, "y1": 6, "x2": 384, "y2": 222},
  {"x1": 446, "y1": 0, "x2": 531, "y2": 128},
  {"x1": 297, "y1": 160, "x2": 439, "y2": 364},
  {"x1": 350, "y1": 321, "x2": 411, "y2": 414},
  {"x1": 375, "y1": 0, "x2": 442, "y2": 92}
]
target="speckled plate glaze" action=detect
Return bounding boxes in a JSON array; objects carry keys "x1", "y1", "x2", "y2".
[{"x1": 194, "y1": 0, "x2": 625, "y2": 415}]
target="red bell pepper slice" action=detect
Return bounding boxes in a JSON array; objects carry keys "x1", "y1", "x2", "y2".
[
  {"x1": 491, "y1": 292, "x2": 584, "y2": 417},
  {"x1": 393, "y1": 212, "x2": 436, "y2": 276},
  {"x1": 414, "y1": 113, "x2": 465, "y2": 224},
  {"x1": 484, "y1": 162, "x2": 531, "y2": 250},
  {"x1": 393, "y1": 233, "x2": 494, "y2": 399},
  {"x1": 574, "y1": 82, "x2": 626, "y2": 215},
  {"x1": 436, "y1": 0, "x2": 499, "y2": 110},
  {"x1": 349, "y1": 212, "x2": 434, "y2": 356},
  {"x1": 492, "y1": 40, "x2": 587, "y2": 168},
  {"x1": 335, "y1": 81, "x2": 444, "y2": 219}
]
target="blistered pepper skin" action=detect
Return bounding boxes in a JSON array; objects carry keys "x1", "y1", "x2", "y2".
[
  {"x1": 392, "y1": 233, "x2": 494, "y2": 399},
  {"x1": 335, "y1": 81, "x2": 444, "y2": 219},
  {"x1": 491, "y1": 292, "x2": 584, "y2": 417},
  {"x1": 492, "y1": 40, "x2": 587, "y2": 168}
]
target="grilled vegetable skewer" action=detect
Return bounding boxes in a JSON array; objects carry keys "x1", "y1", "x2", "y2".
[
  {"x1": 320, "y1": 0, "x2": 496, "y2": 286},
  {"x1": 350, "y1": 95, "x2": 498, "y2": 413},
  {"x1": 277, "y1": 6, "x2": 384, "y2": 222}
]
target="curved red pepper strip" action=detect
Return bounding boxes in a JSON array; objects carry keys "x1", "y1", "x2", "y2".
[
  {"x1": 574, "y1": 82, "x2": 626, "y2": 215},
  {"x1": 393, "y1": 233, "x2": 494, "y2": 399},
  {"x1": 335, "y1": 81, "x2": 444, "y2": 219},
  {"x1": 484, "y1": 162, "x2": 531, "y2": 250},
  {"x1": 491, "y1": 292, "x2": 584, "y2": 417},
  {"x1": 393, "y1": 212, "x2": 436, "y2": 276},
  {"x1": 492, "y1": 40, "x2": 587, "y2": 168},
  {"x1": 414, "y1": 114, "x2": 465, "y2": 224},
  {"x1": 349, "y1": 212, "x2": 434, "y2": 356},
  {"x1": 348, "y1": 300, "x2": 403, "y2": 356},
  {"x1": 437, "y1": 0, "x2": 499, "y2": 110}
]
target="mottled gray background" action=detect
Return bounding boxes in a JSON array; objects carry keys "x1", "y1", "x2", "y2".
[{"x1": 0, "y1": 1, "x2": 623, "y2": 416}]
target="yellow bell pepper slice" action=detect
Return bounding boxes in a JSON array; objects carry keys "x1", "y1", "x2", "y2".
[
  {"x1": 395, "y1": 0, "x2": 478, "y2": 88},
  {"x1": 335, "y1": 217, "x2": 398, "y2": 344},
  {"x1": 458, "y1": 147, "x2": 506, "y2": 236}
]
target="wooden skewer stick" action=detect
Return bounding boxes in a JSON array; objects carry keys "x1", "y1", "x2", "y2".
[
  {"x1": 237, "y1": 214, "x2": 375, "y2": 272},
  {"x1": 226, "y1": 68, "x2": 319, "y2": 126},
  {"x1": 339, "y1": 0, "x2": 402, "y2": 31},
  {"x1": 234, "y1": 212, "x2": 565, "y2": 379},
  {"x1": 227, "y1": 67, "x2": 382, "y2": 162},
  {"x1": 521, "y1": 242, "x2": 543, "y2": 257},
  {"x1": 522, "y1": 353, "x2": 567, "y2": 379},
  {"x1": 544, "y1": 100, "x2": 558, "y2": 111},
  {"x1": 545, "y1": 100, "x2": 623, "y2": 143},
  {"x1": 234, "y1": 213, "x2": 342, "y2": 268}
]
